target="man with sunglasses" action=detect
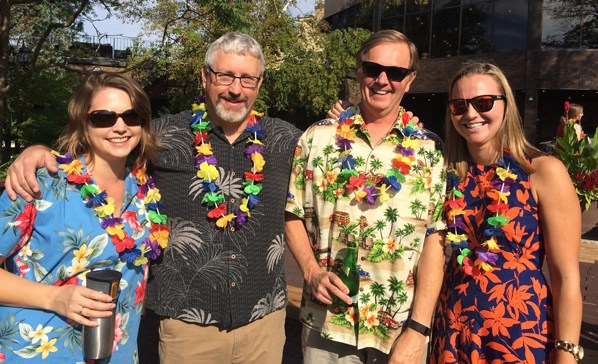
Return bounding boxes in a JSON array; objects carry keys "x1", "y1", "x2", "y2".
[
  {"x1": 3, "y1": 32, "x2": 302, "y2": 363},
  {"x1": 285, "y1": 30, "x2": 447, "y2": 363}
]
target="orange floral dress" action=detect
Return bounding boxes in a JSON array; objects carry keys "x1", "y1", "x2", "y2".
[{"x1": 431, "y1": 161, "x2": 554, "y2": 363}]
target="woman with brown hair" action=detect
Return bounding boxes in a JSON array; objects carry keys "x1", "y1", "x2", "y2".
[{"x1": 0, "y1": 72, "x2": 168, "y2": 363}]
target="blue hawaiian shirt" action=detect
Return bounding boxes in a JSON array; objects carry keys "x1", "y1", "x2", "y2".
[{"x1": 0, "y1": 162, "x2": 151, "y2": 363}]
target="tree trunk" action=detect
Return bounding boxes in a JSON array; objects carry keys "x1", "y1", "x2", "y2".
[{"x1": 0, "y1": 0, "x2": 12, "y2": 162}]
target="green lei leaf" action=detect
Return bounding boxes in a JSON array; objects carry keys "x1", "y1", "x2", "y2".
[{"x1": 202, "y1": 192, "x2": 224, "y2": 206}]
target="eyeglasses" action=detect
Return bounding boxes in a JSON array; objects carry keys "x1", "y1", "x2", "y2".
[
  {"x1": 361, "y1": 61, "x2": 414, "y2": 82},
  {"x1": 447, "y1": 95, "x2": 506, "y2": 116},
  {"x1": 208, "y1": 66, "x2": 261, "y2": 89},
  {"x1": 88, "y1": 109, "x2": 143, "y2": 128}
]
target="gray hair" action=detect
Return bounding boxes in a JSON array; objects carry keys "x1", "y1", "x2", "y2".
[{"x1": 204, "y1": 32, "x2": 265, "y2": 75}]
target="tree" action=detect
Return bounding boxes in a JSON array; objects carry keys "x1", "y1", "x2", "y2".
[
  {"x1": 544, "y1": 0, "x2": 598, "y2": 49},
  {"x1": 121, "y1": 0, "x2": 370, "y2": 127},
  {"x1": 0, "y1": 0, "x2": 120, "y2": 161}
]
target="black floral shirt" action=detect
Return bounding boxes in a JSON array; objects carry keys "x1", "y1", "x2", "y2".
[{"x1": 145, "y1": 111, "x2": 301, "y2": 328}]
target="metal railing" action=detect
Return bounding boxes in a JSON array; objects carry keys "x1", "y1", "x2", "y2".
[{"x1": 76, "y1": 35, "x2": 156, "y2": 59}]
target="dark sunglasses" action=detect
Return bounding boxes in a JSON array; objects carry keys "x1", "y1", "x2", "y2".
[
  {"x1": 447, "y1": 95, "x2": 506, "y2": 116},
  {"x1": 88, "y1": 109, "x2": 143, "y2": 128},
  {"x1": 361, "y1": 61, "x2": 414, "y2": 82}
]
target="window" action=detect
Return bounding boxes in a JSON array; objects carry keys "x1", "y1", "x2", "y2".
[
  {"x1": 542, "y1": 0, "x2": 598, "y2": 49},
  {"x1": 431, "y1": 6, "x2": 460, "y2": 57},
  {"x1": 493, "y1": 0, "x2": 528, "y2": 52},
  {"x1": 460, "y1": 1, "x2": 493, "y2": 55}
]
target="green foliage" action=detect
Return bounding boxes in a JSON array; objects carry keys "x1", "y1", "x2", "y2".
[
  {"x1": 123, "y1": 0, "x2": 370, "y2": 126},
  {"x1": 7, "y1": 70, "x2": 78, "y2": 149},
  {"x1": 555, "y1": 124, "x2": 598, "y2": 210}
]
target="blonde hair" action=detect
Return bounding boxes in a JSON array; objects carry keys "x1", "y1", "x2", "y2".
[
  {"x1": 56, "y1": 72, "x2": 156, "y2": 169},
  {"x1": 355, "y1": 29, "x2": 419, "y2": 72},
  {"x1": 444, "y1": 61, "x2": 544, "y2": 179}
]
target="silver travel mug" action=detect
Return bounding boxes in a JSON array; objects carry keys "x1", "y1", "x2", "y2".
[{"x1": 82, "y1": 269, "x2": 122, "y2": 360}]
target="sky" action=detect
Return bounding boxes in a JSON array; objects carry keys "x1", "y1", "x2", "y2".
[{"x1": 83, "y1": 0, "x2": 318, "y2": 40}]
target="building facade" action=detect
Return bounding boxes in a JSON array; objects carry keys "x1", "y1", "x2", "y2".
[{"x1": 324, "y1": 0, "x2": 598, "y2": 144}]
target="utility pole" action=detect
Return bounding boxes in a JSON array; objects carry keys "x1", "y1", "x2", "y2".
[{"x1": 372, "y1": 0, "x2": 381, "y2": 32}]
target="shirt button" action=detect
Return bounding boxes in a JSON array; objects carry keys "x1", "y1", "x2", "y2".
[
  {"x1": 231, "y1": 282, "x2": 236, "y2": 288},
  {"x1": 231, "y1": 171, "x2": 236, "y2": 177},
  {"x1": 230, "y1": 226, "x2": 236, "y2": 232},
  {"x1": 230, "y1": 198, "x2": 236, "y2": 204},
  {"x1": 361, "y1": 256, "x2": 366, "y2": 261},
  {"x1": 231, "y1": 254, "x2": 236, "y2": 260},
  {"x1": 359, "y1": 287, "x2": 364, "y2": 292}
]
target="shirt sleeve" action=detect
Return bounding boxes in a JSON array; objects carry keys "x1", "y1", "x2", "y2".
[
  {"x1": 426, "y1": 145, "x2": 448, "y2": 233},
  {"x1": 285, "y1": 126, "x2": 315, "y2": 219},
  {"x1": 0, "y1": 168, "x2": 55, "y2": 258}
]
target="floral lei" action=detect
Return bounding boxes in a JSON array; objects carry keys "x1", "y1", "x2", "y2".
[
  {"x1": 445, "y1": 153, "x2": 518, "y2": 277},
  {"x1": 334, "y1": 106, "x2": 425, "y2": 205},
  {"x1": 190, "y1": 96, "x2": 265, "y2": 229},
  {"x1": 55, "y1": 151, "x2": 169, "y2": 266}
]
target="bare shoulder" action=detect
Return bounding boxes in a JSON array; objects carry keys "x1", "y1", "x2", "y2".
[
  {"x1": 530, "y1": 155, "x2": 574, "y2": 202},
  {"x1": 531, "y1": 155, "x2": 569, "y2": 181}
]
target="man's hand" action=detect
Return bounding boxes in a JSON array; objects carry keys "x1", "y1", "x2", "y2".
[
  {"x1": 388, "y1": 328, "x2": 427, "y2": 364},
  {"x1": 326, "y1": 100, "x2": 420, "y2": 126},
  {"x1": 327, "y1": 100, "x2": 351, "y2": 119},
  {"x1": 305, "y1": 267, "x2": 353, "y2": 305},
  {"x1": 5, "y1": 145, "x2": 54, "y2": 202}
]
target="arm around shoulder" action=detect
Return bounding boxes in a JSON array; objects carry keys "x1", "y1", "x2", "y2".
[{"x1": 5, "y1": 144, "x2": 55, "y2": 202}]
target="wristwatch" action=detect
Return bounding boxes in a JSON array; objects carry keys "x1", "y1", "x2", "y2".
[
  {"x1": 555, "y1": 339, "x2": 584, "y2": 361},
  {"x1": 405, "y1": 319, "x2": 430, "y2": 336}
]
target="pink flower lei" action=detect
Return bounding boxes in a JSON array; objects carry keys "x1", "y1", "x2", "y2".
[
  {"x1": 54, "y1": 151, "x2": 169, "y2": 266},
  {"x1": 445, "y1": 154, "x2": 518, "y2": 277},
  {"x1": 190, "y1": 96, "x2": 265, "y2": 229}
]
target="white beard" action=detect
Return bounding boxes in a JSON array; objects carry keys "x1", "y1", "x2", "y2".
[{"x1": 214, "y1": 100, "x2": 249, "y2": 124}]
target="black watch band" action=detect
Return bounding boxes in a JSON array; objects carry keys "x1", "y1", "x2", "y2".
[{"x1": 406, "y1": 319, "x2": 431, "y2": 336}]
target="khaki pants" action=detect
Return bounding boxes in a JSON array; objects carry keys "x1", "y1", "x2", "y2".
[
  {"x1": 159, "y1": 309, "x2": 286, "y2": 364},
  {"x1": 302, "y1": 326, "x2": 428, "y2": 364},
  {"x1": 302, "y1": 326, "x2": 388, "y2": 364}
]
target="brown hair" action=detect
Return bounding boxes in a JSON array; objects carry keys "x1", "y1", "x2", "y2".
[
  {"x1": 56, "y1": 72, "x2": 156, "y2": 169},
  {"x1": 564, "y1": 103, "x2": 584, "y2": 122},
  {"x1": 355, "y1": 29, "x2": 419, "y2": 72},
  {"x1": 444, "y1": 61, "x2": 544, "y2": 179}
]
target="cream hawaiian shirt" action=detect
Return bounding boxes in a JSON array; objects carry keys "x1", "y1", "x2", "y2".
[{"x1": 286, "y1": 107, "x2": 447, "y2": 354}]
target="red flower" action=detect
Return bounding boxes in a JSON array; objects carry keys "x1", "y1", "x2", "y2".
[
  {"x1": 134, "y1": 279, "x2": 147, "y2": 305},
  {"x1": 53, "y1": 275, "x2": 79, "y2": 286},
  {"x1": 121, "y1": 211, "x2": 143, "y2": 232},
  {"x1": 194, "y1": 130, "x2": 209, "y2": 144},
  {"x1": 112, "y1": 235, "x2": 136, "y2": 253},
  {"x1": 402, "y1": 111, "x2": 410, "y2": 126},
  {"x1": 244, "y1": 171, "x2": 264, "y2": 182},
  {"x1": 564, "y1": 101, "x2": 570, "y2": 112},
  {"x1": 150, "y1": 224, "x2": 170, "y2": 234},
  {"x1": 247, "y1": 114, "x2": 259, "y2": 126},
  {"x1": 392, "y1": 158, "x2": 411, "y2": 175},
  {"x1": 208, "y1": 203, "x2": 227, "y2": 218},
  {"x1": 8, "y1": 204, "x2": 38, "y2": 256},
  {"x1": 67, "y1": 173, "x2": 91, "y2": 184},
  {"x1": 345, "y1": 173, "x2": 365, "y2": 191}
]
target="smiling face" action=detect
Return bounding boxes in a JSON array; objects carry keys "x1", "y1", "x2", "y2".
[
  {"x1": 201, "y1": 50, "x2": 263, "y2": 127},
  {"x1": 358, "y1": 42, "x2": 416, "y2": 122},
  {"x1": 450, "y1": 74, "x2": 506, "y2": 156},
  {"x1": 86, "y1": 87, "x2": 141, "y2": 167}
]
